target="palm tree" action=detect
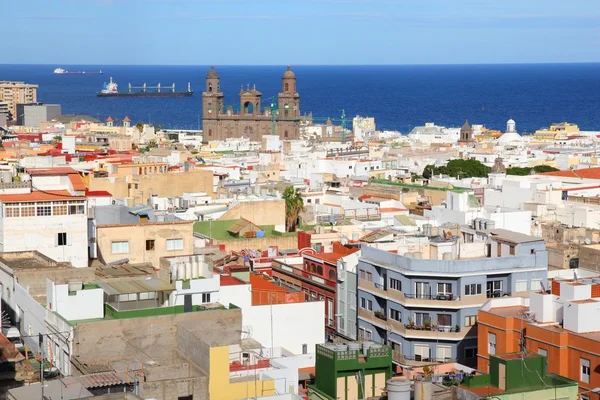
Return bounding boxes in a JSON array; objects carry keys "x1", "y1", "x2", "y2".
[{"x1": 282, "y1": 186, "x2": 304, "y2": 232}]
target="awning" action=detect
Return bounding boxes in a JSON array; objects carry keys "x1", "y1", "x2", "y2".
[{"x1": 98, "y1": 279, "x2": 175, "y2": 296}]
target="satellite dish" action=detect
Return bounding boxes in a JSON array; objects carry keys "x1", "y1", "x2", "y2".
[{"x1": 585, "y1": 238, "x2": 592, "y2": 245}]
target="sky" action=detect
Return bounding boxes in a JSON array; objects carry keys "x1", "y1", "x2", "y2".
[{"x1": 3, "y1": 0, "x2": 600, "y2": 65}]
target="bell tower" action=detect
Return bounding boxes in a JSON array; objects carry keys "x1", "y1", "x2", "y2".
[
  {"x1": 278, "y1": 66, "x2": 300, "y2": 118},
  {"x1": 202, "y1": 66, "x2": 224, "y2": 119}
]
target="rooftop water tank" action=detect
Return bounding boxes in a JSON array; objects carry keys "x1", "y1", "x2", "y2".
[
  {"x1": 386, "y1": 378, "x2": 411, "y2": 400},
  {"x1": 414, "y1": 381, "x2": 432, "y2": 400}
]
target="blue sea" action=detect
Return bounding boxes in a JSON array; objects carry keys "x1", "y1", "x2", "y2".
[{"x1": 1, "y1": 64, "x2": 599, "y2": 133}]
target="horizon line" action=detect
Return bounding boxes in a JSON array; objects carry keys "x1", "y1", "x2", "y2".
[{"x1": 2, "y1": 61, "x2": 600, "y2": 67}]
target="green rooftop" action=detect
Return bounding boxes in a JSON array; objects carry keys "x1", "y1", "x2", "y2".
[
  {"x1": 63, "y1": 303, "x2": 236, "y2": 326},
  {"x1": 371, "y1": 178, "x2": 467, "y2": 193},
  {"x1": 194, "y1": 219, "x2": 296, "y2": 240}
]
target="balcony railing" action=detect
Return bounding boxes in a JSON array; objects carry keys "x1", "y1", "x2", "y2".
[
  {"x1": 486, "y1": 290, "x2": 511, "y2": 298},
  {"x1": 404, "y1": 293, "x2": 456, "y2": 301},
  {"x1": 404, "y1": 324, "x2": 461, "y2": 333}
]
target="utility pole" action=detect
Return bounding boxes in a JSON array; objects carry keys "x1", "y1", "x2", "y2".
[{"x1": 39, "y1": 333, "x2": 44, "y2": 400}]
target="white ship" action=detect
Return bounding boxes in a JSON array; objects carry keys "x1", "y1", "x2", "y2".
[
  {"x1": 53, "y1": 68, "x2": 66, "y2": 74},
  {"x1": 53, "y1": 67, "x2": 103, "y2": 75}
]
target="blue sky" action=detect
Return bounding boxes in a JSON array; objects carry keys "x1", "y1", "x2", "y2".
[{"x1": 3, "y1": 0, "x2": 599, "y2": 65}]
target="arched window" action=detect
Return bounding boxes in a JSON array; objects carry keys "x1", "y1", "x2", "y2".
[
  {"x1": 208, "y1": 129, "x2": 212, "y2": 136},
  {"x1": 208, "y1": 84, "x2": 213, "y2": 93},
  {"x1": 317, "y1": 265, "x2": 323, "y2": 275},
  {"x1": 284, "y1": 131, "x2": 289, "y2": 138},
  {"x1": 285, "y1": 83, "x2": 289, "y2": 92},
  {"x1": 329, "y1": 270, "x2": 335, "y2": 280}
]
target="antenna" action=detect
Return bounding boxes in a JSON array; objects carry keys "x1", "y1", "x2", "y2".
[
  {"x1": 574, "y1": 271, "x2": 578, "y2": 282},
  {"x1": 539, "y1": 281, "x2": 547, "y2": 292}
]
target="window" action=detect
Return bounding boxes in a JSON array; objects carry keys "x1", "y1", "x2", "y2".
[
  {"x1": 111, "y1": 241, "x2": 130, "y2": 254},
  {"x1": 465, "y1": 315, "x2": 477, "y2": 326},
  {"x1": 329, "y1": 270, "x2": 335, "y2": 280},
  {"x1": 465, "y1": 283, "x2": 482, "y2": 295},
  {"x1": 361, "y1": 298, "x2": 366, "y2": 309},
  {"x1": 367, "y1": 300, "x2": 372, "y2": 311},
  {"x1": 531, "y1": 279, "x2": 543, "y2": 291},
  {"x1": 488, "y1": 333, "x2": 496, "y2": 355},
  {"x1": 437, "y1": 314, "x2": 452, "y2": 326},
  {"x1": 437, "y1": 346, "x2": 452, "y2": 362},
  {"x1": 36, "y1": 206, "x2": 51, "y2": 216},
  {"x1": 389, "y1": 309, "x2": 401, "y2": 322},
  {"x1": 415, "y1": 282, "x2": 430, "y2": 299},
  {"x1": 5, "y1": 207, "x2": 19, "y2": 218},
  {"x1": 509, "y1": 246, "x2": 515, "y2": 255},
  {"x1": 415, "y1": 312, "x2": 430, "y2": 326},
  {"x1": 414, "y1": 344, "x2": 430, "y2": 362},
  {"x1": 359, "y1": 269, "x2": 372, "y2": 282},
  {"x1": 581, "y1": 358, "x2": 590, "y2": 383},
  {"x1": 497, "y1": 242, "x2": 502, "y2": 256},
  {"x1": 390, "y1": 278, "x2": 401, "y2": 291},
  {"x1": 437, "y1": 283, "x2": 451, "y2": 295},
  {"x1": 364, "y1": 329, "x2": 372, "y2": 340},
  {"x1": 339, "y1": 316, "x2": 345, "y2": 331},
  {"x1": 327, "y1": 299, "x2": 334, "y2": 326},
  {"x1": 465, "y1": 348, "x2": 477, "y2": 359},
  {"x1": 487, "y1": 281, "x2": 503, "y2": 297},
  {"x1": 166, "y1": 238, "x2": 184, "y2": 250},
  {"x1": 146, "y1": 239, "x2": 155, "y2": 251},
  {"x1": 515, "y1": 280, "x2": 528, "y2": 292},
  {"x1": 56, "y1": 232, "x2": 68, "y2": 246},
  {"x1": 68, "y1": 204, "x2": 85, "y2": 215},
  {"x1": 202, "y1": 293, "x2": 210, "y2": 303},
  {"x1": 54, "y1": 205, "x2": 67, "y2": 215},
  {"x1": 21, "y1": 206, "x2": 35, "y2": 217},
  {"x1": 316, "y1": 265, "x2": 323, "y2": 275}
]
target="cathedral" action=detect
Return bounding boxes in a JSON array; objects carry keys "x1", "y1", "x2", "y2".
[{"x1": 201, "y1": 66, "x2": 301, "y2": 141}]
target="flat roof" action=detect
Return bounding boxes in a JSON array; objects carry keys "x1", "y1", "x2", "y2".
[
  {"x1": 0, "y1": 190, "x2": 83, "y2": 202},
  {"x1": 487, "y1": 306, "x2": 528, "y2": 319},
  {"x1": 98, "y1": 279, "x2": 175, "y2": 295},
  {"x1": 487, "y1": 229, "x2": 541, "y2": 244}
]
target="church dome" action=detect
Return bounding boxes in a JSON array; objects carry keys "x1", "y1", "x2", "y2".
[
  {"x1": 497, "y1": 131, "x2": 523, "y2": 145},
  {"x1": 206, "y1": 66, "x2": 219, "y2": 79},
  {"x1": 283, "y1": 65, "x2": 295, "y2": 79}
]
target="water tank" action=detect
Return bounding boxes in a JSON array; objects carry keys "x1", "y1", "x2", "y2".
[
  {"x1": 486, "y1": 220, "x2": 496, "y2": 230},
  {"x1": 386, "y1": 378, "x2": 411, "y2": 400},
  {"x1": 185, "y1": 262, "x2": 192, "y2": 280},
  {"x1": 348, "y1": 342, "x2": 361, "y2": 352},
  {"x1": 192, "y1": 262, "x2": 199, "y2": 279},
  {"x1": 177, "y1": 263, "x2": 185, "y2": 281},
  {"x1": 362, "y1": 341, "x2": 373, "y2": 355},
  {"x1": 423, "y1": 224, "x2": 432, "y2": 237},
  {"x1": 414, "y1": 381, "x2": 432, "y2": 400},
  {"x1": 442, "y1": 252, "x2": 454, "y2": 260},
  {"x1": 1, "y1": 171, "x2": 12, "y2": 183},
  {"x1": 412, "y1": 252, "x2": 422, "y2": 259}
]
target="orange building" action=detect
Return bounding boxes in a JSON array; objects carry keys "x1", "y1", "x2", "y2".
[
  {"x1": 478, "y1": 277, "x2": 600, "y2": 400},
  {"x1": 249, "y1": 272, "x2": 304, "y2": 306}
]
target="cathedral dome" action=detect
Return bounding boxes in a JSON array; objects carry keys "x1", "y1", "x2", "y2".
[
  {"x1": 283, "y1": 65, "x2": 295, "y2": 79},
  {"x1": 497, "y1": 131, "x2": 523, "y2": 145},
  {"x1": 206, "y1": 66, "x2": 219, "y2": 79}
]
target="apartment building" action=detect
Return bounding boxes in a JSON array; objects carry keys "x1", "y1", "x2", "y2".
[
  {"x1": 356, "y1": 229, "x2": 547, "y2": 368},
  {"x1": 0, "y1": 81, "x2": 38, "y2": 119},
  {"x1": 478, "y1": 276, "x2": 600, "y2": 400},
  {"x1": 0, "y1": 167, "x2": 88, "y2": 267}
]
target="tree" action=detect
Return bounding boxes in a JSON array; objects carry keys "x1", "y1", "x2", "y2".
[
  {"x1": 422, "y1": 159, "x2": 490, "y2": 179},
  {"x1": 533, "y1": 165, "x2": 559, "y2": 173},
  {"x1": 135, "y1": 122, "x2": 144, "y2": 132},
  {"x1": 506, "y1": 165, "x2": 560, "y2": 176},
  {"x1": 282, "y1": 186, "x2": 304, "y2": 232}
]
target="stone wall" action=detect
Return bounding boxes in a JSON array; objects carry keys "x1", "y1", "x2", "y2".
[
  {"x1": 218, "y1": 200, "x2": 285, "y2": 228},
  {"x1": 216, "y1": 235, "x2": 298, "y2": 253}
]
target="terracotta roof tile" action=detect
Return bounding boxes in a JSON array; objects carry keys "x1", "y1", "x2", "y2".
[{"x1": 0, "y1": 190, "x2": 83, "y2": 202}]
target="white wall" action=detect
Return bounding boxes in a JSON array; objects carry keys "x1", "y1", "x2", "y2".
[
  {"x1": 0, "y1": 214, "x2": 88, "y2": 267},
  {"x1": 243, "y1": 301, "x2": 325, "y2": 355},
  {"x1": 219, "y1": 284, "x2": 252, "y2": 310},
  {"x1": 47, "y1": 281, "x2": 104, "y2": 321},
  {"x1": 263, "y1": 353, "x2": 316, "y2": 395},
  {"x1": 170, "y1": 276, "x2": 221, "y2": 306},
  {"x1": 14, "y1": 283, "x2": 47, "y2": 352}
]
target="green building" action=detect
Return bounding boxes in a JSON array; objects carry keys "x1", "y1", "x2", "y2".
[
  {"x1": 310, "y1": 343, "x2": 393, "y2": 400},
  {"x1": 459, "y1": 353, "x2": 578, "y2": 400}
]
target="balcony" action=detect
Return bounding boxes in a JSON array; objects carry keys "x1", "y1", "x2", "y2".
[
  {"x1": 357, "y1": 308, "x2": 475, "y2": 341},
  {"x1": 358, "y1": 279, "x2": 487, "y2": 308}
]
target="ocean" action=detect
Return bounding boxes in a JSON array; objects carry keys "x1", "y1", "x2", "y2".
[{"x1": 1, "y1": 64, "x2": 599, "y2": 133}]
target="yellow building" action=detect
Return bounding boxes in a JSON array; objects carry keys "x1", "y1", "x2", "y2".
[
  {"x1": 534, "y1": 122, "x2": 580, "y2": 141},
  {"x1": 209, "y1": 345, "x2": 275, "y2": 400},
  {"x1": 96, "y1": 220, "x2": 194, "y2": 275},
  {"x1": 0, "y1": 81, "x2": 38, "y2": 118}
]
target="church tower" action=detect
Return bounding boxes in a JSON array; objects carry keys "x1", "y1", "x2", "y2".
[
  {"x1": 202, "y1": 66, "x2": 224, "y2": 119},
  {"x1": 278, "y1": 66, "x2": 300, "y2": 118},
  {"x1": 459, "y1": 119, "x2": 473, "y2": 143}
]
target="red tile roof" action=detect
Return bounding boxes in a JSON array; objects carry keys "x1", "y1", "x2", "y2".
[
  {"x1": 540, "y1": 167, "x2": 600, "y2": 180},
  {"x1": 379, "y1": 207, "x2": 408, "y2": 213},
  {"x1": 106, "y1": 116, "x2": 113, "y2": 122},
  {"x1": 0, "y1": 190, "x2": 83, "y2": 202},
  {"x1": 220, "y1": 275, "x2": 247, "y2": 286},
  {"x1": 68, "y1": 173, "x2": 86, "y2": 192},
  {"x1": 85, "y1": 190, "x2": 113, "y2": 197},
  {"x1": 27, "y1": 167, "x2": 80, "y2": 176},
  {"x1": 123, "y1": 116, "x2": 131, "y2": 122}
]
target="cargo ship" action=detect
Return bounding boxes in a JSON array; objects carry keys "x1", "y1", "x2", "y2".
[
  {"x1": 97, "y1": 77, "x2": 193, "y2": 97},
  {"x1": 54, "y1": 67, "x2": 103, "y2": 75}
]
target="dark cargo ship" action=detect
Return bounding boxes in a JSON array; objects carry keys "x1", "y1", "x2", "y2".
[{"x1": 97, "y1": 77, "x2": 193, "y2": 97}]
